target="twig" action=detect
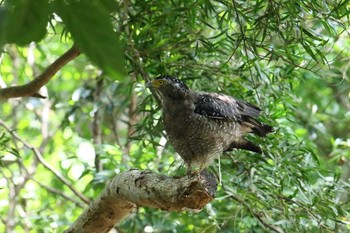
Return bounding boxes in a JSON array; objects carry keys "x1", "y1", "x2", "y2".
[
  {"x1": 0, "y1": 45, "x2": 80, "y2": 99},
  {"x1": 0, "y1": 120, "x2": 90, "y2": 204},
  {"x1": 228, "y1": 194, "x2": 283, "y2": 233},
  {"x1": 222, "y1": 184, "x2": 283, "y2": 233},
  {"x1": 0, "y1": 215, "x2": 5, "y2": 226},
  {"x1": 124, "y1": 75, "x2": 138, "y2": 156},
  {"x1": 32, "y1": 179, "x2": 86, "y2": 208},
  {"x1": 231, "y1": 0, "x2": 262, "y2": 104},
  {"x1": 92, "y1": 75, "x2": 104, "y2": 172},
  {"x1": 121, "y1": 0, "x2": 161, "y2": 105}
]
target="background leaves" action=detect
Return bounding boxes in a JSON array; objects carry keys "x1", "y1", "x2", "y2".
[{"x1": 0, "y1": 0, "x2": 350, "y2": 232}]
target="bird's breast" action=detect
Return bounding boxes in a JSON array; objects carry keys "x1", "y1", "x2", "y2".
[
  {"x1": 163, "y1": 110, "x2": 240, "y2": 157},
  {"x1": 161, "y1": 98, "x2": 244, "y2": 168}
]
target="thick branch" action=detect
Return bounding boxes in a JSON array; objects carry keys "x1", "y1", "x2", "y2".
[
  {"x1": 0, "y1": 45, "x2": 81, "y2": 100},
  {"x1": 65, "y1": 169, "x2": 217, "y2": 233}
]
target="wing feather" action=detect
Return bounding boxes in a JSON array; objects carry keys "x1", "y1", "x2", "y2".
[
  {"x1": 194, "y1": 93, "x2": 273, "y2": 136},
  {"x1": 194, "y1": 93, "x2": 261, "y2": 120}
]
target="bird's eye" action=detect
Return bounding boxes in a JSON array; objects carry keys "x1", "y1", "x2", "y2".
[
  {"x1": 151, "y1": 79, "x2": 165, "y2": 88},
  {"x1": 155, "y1": 80, "x2": 165, "y2": 86}
]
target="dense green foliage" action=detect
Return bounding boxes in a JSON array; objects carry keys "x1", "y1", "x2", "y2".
[{"x1": 1, "y1": 0, "x2": 350, "y2": 232}]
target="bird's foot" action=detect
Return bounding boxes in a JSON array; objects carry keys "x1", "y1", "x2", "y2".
[{"x1": 186, "y1": 169, "x2": 201, "y2": 178}]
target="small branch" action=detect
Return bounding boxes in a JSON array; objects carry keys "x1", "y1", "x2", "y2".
[
  {"x1": 0, "y1": 45, "x2": 81, "y2": 100},
  {"x1": 32, "y1": 179, "x2": 86, "y2": 208},
  {"x1": 92, "y1": 75, "x2": 104, "y2": 172},
  {"x1": 1, "y1": 169, "x2": 17, "y2": 232},
  {"x1": 108, "y1": 98, "x2": 122, "y2": 148},
  {"x1": 65, "y1": 169, "x2": 217, "y2": 233},
  {"x1": 231, "y1": 0, "x2": 262, "y2": 104},
  {"x1": 121, "y1": 1, "x2": 161, "y2": 105},
  {"x1": 0, "y1": 120, "x2": 90, "y2": 204},
  {"x1": 226, "y1": 191, "x2": 283, "y2": 233},
  {"x1": 0, "y1": 215, "x2": 5, "y2": 227},
  {"x1": 124, "y1": 76, "x2": 138, "y2": 156}
]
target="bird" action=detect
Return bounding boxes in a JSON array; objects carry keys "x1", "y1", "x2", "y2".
[{"x1": 147, "y1": 75, "x2": 273, "y2": 172}]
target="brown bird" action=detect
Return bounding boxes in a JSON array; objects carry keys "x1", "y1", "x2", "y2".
[{"x1": 148, "y1": 75, "x2": 273, "y2": 171}]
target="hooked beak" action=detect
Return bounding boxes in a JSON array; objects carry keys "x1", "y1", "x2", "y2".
[{"x1": 146, "y1": 81, "x2": 153, "y2": 88}]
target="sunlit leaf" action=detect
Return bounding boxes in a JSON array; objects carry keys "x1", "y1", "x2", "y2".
[{"x1": 54, "y1": 0, "x2": 124, "y2": 79}]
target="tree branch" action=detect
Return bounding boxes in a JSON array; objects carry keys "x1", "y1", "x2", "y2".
[
  {"x1": 0, "y1": 120, "x2": 90, "y2": 204},
  {"x1": 124, "y1": 75, "x2": 139, "y2": 156},
  {"x1": 224, "y1": 189, "x2": 284, "y2": 233},
  {"x1": 32, "y1": 179, "x2": 86, "y2": 208},
  {"x1": 65, "y1": 169, "x2": 217, "y2": 233},
  {"x1": 92, "y1": 75, "x2": 104, "y2": 172},
  {"x1": 0, "y1": 45, "x2": 81, "y2": 100}
]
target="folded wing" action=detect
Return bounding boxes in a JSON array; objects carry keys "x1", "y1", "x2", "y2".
[{"x1": 194, "y1": 93, "x2": 273, "y2": 137}]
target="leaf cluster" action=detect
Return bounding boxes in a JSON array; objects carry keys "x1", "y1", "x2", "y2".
[{"x1": 0, "y1": 0, "x2": 123, "y2": 77}]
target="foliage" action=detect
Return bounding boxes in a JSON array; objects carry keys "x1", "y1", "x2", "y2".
[
  {"x1": 1, "y1": 0, "x2": 350, "y2": 232},
  {"x1": 0, "y1": 0, "x2": 123, "y2": 78}
]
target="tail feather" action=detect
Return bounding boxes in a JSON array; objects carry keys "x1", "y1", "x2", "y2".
[
  {"x1": 238, "y1": 101, "x2": 261, "y2": 117},
  {"x1": 241, "y1": 115, "x2": 274, "y2": 137},
  {"x1": 252, "y1": 123, "x2": 274, "y2": 137}
]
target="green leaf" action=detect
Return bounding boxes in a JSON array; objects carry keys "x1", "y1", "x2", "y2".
[
  {"x1": 301, "y1": 28, "x2": 323, "y2": 41},
  {"x1": 0, "y1": 0, "x2": 49, "y2": 46},
  {"x1": 54, "y1": 0, "x2": 124, "y2": 79},
  {"x1": 301, "y1": 42, "x2": 317, "y2": 61},
  {"x1": 100, "y1": 0, "x2": 119, "y2": 14},
  {"x1": 8, "y1": 147, "x2": 20, "y2": 158}
]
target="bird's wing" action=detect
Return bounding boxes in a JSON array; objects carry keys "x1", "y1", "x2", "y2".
[
  {"x1": 193, "y1": 93, "x2": 261, "y2": 120},
  {"x1": 194, "y1": 93, "x2": 273, "y2": 136}
]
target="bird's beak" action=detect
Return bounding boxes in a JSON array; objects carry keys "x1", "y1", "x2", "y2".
[
  {"x1": 146, "y1": 81, "x2": 153, "y2": 88},
  {"x1": 146, "y1": 80, "x2": 164, "y2": 88}
]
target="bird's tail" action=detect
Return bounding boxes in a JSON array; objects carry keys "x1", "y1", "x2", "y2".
[
  {"x1": 252, "y1": 123, "x2": 274, "y2": 137},
  {"x1": 241, "y1": 116, "x2": 274, "y2": 137}
]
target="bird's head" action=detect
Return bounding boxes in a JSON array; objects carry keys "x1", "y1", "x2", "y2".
[{"x1": 147, "y1": 75, "x2": 189, "y2": 99}]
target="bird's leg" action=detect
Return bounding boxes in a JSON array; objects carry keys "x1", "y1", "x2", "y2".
[{"x1": 186, "y1": 163, "x2": 200, "y2": 177}]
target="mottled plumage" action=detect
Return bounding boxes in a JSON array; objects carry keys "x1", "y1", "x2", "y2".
[{"x1": 148, "y1": 75, "x2": 273, "y2": 171}]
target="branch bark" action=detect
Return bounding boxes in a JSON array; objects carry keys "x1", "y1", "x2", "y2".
[
  {"x1": 0, "y1": 45, "x2": 81, "y2": 100},
  {"x1": 65, "y1": 169, "x2": 217, "y2": 233}
]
